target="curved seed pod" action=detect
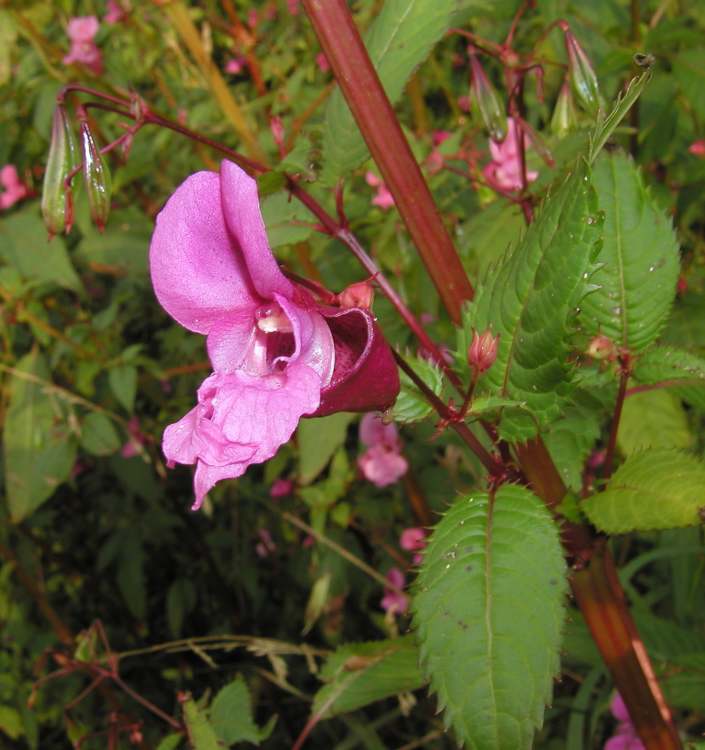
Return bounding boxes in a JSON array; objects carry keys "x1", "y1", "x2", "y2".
[
  {"x1": 469, "y1": 54, "x2": 507, "y2": 142},
  {"x1": 41, "y1": 105, "x2": 78, "y2": 236},
  {"x1": 564, "y1": 30, "x2": 602, "y2": 115},
  {"x1": 551, "y1": 79, "x2": 578, "y2": 138},
  {"x1": 80, "y1": 122, "x2": 112, "y2": 232}
]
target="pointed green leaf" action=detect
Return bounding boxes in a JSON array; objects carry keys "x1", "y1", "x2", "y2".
[
  {"x1": 156, "y1": 735, "x2": 182, "y2": 750},
  {"x1": 391, "y1": 353, "x2": 443, "y2": 424},
  {"x1": 182, "y1": 696, "x2": 219, "y2": 750},
  {"x1": 463, "y1": 160, "x2": 601, "y2": 440},
  {"x1": 312, "y1": 636, "x2": 424, "y2": 719},
  {"x1": 583, "y1": 450, "x2": 705, "y2": 533},
  {"x1": 108, "y1": 365, "x2": 137, "y2": 413},
  {"x1": 321, "y1": 0, "x2": 500, "y2": 180},
  {"x1": 211, "y1": 676, "x2": 275, "y2": 745},
  {"x1": 3, "y1": 352, "x2": 77, "y2": 522},
  {"x1": 80, "y1": 412, "x2": 121, "y2": 456},
  {"x1": 618, "y1": 391, "x2": 692, "y2": 455},
  {"x1": 413, "y1": 485, "x2": 567, "y2": 749},
  {"x1": 579, "y1": 152, "x2": 679, "y2": 352},
  {"x1": 633, "y1": 346, "x2": 705, "y2": 411},
  {"x1": 298, "y1": 412, "x2": 354, "y2": 485}
]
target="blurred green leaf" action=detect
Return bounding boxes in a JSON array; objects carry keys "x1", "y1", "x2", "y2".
[
  {"x1": 167, "y1": 578, "x2": 197, "y2": 638},
  {"x1": 211, "y1": 676, "x2": 275, "y2": 746},
  {"x1": 109, "y1": 365, "x2": 137, "y2": 413},
  {"x1": 391, "y1": 354, "x2": 442, "y2": 424},
  {"x1": 182, "y1": 695, "x2": 219, "y2": 750},
  {"x1": 618, "y1": 390, "x2": 692, "y2": 455},
  {"x1": 297, "y1": 412, "x2": 354, "y2": 485},
  {"x1": 80, "y1": 412, "x2": 122, "y2": 456}
]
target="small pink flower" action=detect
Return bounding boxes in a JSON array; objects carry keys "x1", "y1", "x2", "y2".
[
  {"x1": 121, "y1": 417, "x2": 146, "y2": 459},
  {"x1": 287, "y1": 0, "x2": 300, "y2": 15},
  {"x1": 457, "y1": 95, "x2": 471, "y2": 112},
  {"x1": 255, "y1": 528, "x2": 276, "y2": 558},
  {"x1": 104, "y1": 0, "x2": 126, "y2": 25},
  {"x1": 270, "y1": 116, "x2": 285, "y2": 148},
  {"x1": 433, "y1": 130, "x2": 451, "y2": 146},
  {"x1": 359, "y1": 412, "x2": 399, "y2": 450},
  {"x1": 603, "y1": 693, "x2": 645, "y2": 750},
  {"x1": 225, "y1": 56, "x2": 246, "y2": 75},
  {"x1": 270, "y1": 478, "x2": 293, "y2": 498},
  {"x1": 483, "y1": 117, "x2": 538, "y2": 193},
  {"x1": 63, "y1": 16, "x2": 103, "y2": 75},
  {"x1": 400, "y1": 527, "x2": 427, "y2": 552},
  {"x1": 358, "y1": 413, "x2": 408, "y2": 487},
  {"x1": 337, "y1": 280, "x2": 374, "y2": 310},
  {"x1": 247, "y1": 9, "x2": 258, "y2": 29},
  {"x1": 316, "y1": 52, "x2": 330, "y2": 73},
  {"x1": 380, "y1": 567, "x2": 409, "y2": 614},
  {"x1": 0, "y1": 165, "x2": 29, "y2": 210},
  {"x1": 365, "y1": 172, "x2": 395, "y2": 211},
  {"x1": 689, "y1": 140, "x2": 705, "y2": 158}
]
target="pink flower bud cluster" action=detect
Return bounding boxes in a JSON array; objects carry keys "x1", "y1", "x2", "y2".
[
  {"x1": 468, "y1": 329, "x2": 499, "y2": 374},
  {"x1": 380, "y1": 567, "x2": 408, "y2": 615},
  {"x1": 483, "y1": 117, "x2": 538, "y2": 193},
  {"x1": 365, "y1": 172, "x2": 395, "y2": 211},
  {"x1": 357, "y1": 413, "x2": 408, "y2": 488},
  {"x1": 400, "y1": 527, "x2": 428, "y2": 565},
  {"x1": 63, "y1": 16, "x2": 103, "y2": 75},
  {"x1": 0, "y1": 165, "x2": 29, "y2": 210}
]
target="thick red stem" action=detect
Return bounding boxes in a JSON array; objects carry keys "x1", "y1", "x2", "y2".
[{"x1": 301, "y1": 0, "x2": 475, "y2": 322}]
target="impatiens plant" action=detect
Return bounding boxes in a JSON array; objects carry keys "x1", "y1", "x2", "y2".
[{"x1": 4, "y1": 1, "x2": 705, "y2": 749}]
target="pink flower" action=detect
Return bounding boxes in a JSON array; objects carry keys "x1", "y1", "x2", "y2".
[
  {"x1": 365, "y1": 172, "x2": 395, "y2": 211},
  {"x1": 255, "y1": 528, "x2": 276, "y2": 558},
  {"x1": 604, "y1": 693, "x2": 645, "y2": 750},
  {"x1": 358, "y1": 412, "x2": 408, "y2": 487},
  {"x1": 149, "y1": 161, "x2": 399, "y2": 509},
  {"x1": 316, "y1": 52, "x2": 330, "y2": 73},
  {"x1": 270, "y1": 478, "x2": 293, "y2": 498},
  {"x1": 225, "y1": 56, "x2": 246, "y2": 75},
  {"x1": 104, "y1": 0, "x2": 126, "y2": 25},
  {"x1": 457, "y1": 95, "x2": 471, "y2": 112},
  {"x1": 400, "y1": 527, "x2": 427, "y2": 552},
  {"x1": 63, "y1": 16, "x2": 103, "y2": 75},
  {"x1": 287, "y1": 0, "x2": 300, "y2": 15},
  {"x1": 483, "y1": 117, "x2": 538, "y2": 193},
  {"x1": 689, "y1": 140, "x2": 705, "y2": 158},
  {"x1": 0, "y1": 165, "x2": 29, "y2": 210},
  {"x1": 380, "y1": 567, "x2": 409, "y2": 614},
  {"x1": 121, "y1": 416, "x2": 146, "y2": 459}
]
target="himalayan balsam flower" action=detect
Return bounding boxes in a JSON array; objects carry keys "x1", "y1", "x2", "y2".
[
  {"x1": 400, "y1": 527, "x2": 428, "y2": 565},
  {"x1": 604, "y1": 693, "x2": 645, "y2": 750},
  {"x1": 224, "y1": 56, "x2": 246, "y2": 75},
  {"x1": 104, "y1": 0, "x2": 126, "y2": 25},
  {"x1": 0, "y1": 165, "x2": 29, "y2": 210},
  {"x1": 365, "y1": 172, "x2": 395, "y2": 211},
  {"x1": 150, "y1": 161, "x2": 399, "y2": 508},
  {"x1": 380, "y1": 567, "x2": 409, "y2": 615},
  {"x1": 63, "y1": 16, "x2": 103, "y2": 75},
  {"x1": 483, "y1": 117, "x2": 538, "y2": 193},
  {"x1": 316, "y1": 52, "x2": 330, "y2": 73},
  {"x1": 358, "y1": 413, "x2": 408, "y2": 487},
  {"x1": 689, "y1": 140, "x2": 705, "y2": 158},
  {"x1": 121, "y1": 417, "x2": 146, "y2": 459},
  {"x1": 270, "y1": 478, "x2": 293, "y2": 498}
]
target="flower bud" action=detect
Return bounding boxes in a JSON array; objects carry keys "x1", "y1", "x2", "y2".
[
  {"x1": 564, "y1": 29, "x2": 602, "y2": 115},
  {"x1": 551, "y1": 79, "x2": 577, "y2": 138},
  {"x1": 41, "y1": 105, "x2": 78, "y2": 236},
  {"x1": 338, "y1": 280, "x2": 374, "y2": 310},
  {"x1": 469, "y1": 54, "x2": 507, "y2": 142},
  {"x1": 586, "y1": 334, "x2": 617, "y2": 361},
  {"x1": 79, "y1": 121, "x2": 112, "y2": 232},
  {"x1": 468, "y1": 329, "x2": 499, "y2": 373}
]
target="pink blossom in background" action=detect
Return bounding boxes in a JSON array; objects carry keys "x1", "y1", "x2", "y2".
[
  {"x1": 270, "y1": 478, "x2": 294, "y2": 498},
  {"x1": 316, "y1": 52, "x2": 330, "y2": 73},
  {"x1": 247, "y1": 9, "x2": 258, "y2": 29},
  {"x1": 365, "y1": 172, "x2": 395, "y2": 211},
  {"x1": 63, "y1": 16, "x2": 103, "y2": 75},
  {"x1": 358, "y1": 412, "x2": 408, "y2": 487},
  {"x1": 400, "y1": 527, "x2": 427, "y2": 552},
  {"x1": 149, "y1": 161, "x2": 399, "y2": 509},
  {"x1": 0, "y1": 165, "x2": 29, "y2": 210},
  {"x1": 287, "y1": 0, "x2": 301, "y2": 15},
  {"x1": 225, "y1": 56, "x2": 246, "y2": 75},
  {"x1": 255, "y1": 528, "x2": 276, "y2": 558},
  {"x1": 483, "y1": 117, "x2": 538, "y2": 193},
  {"x1": 689, "y1": 139, "x2": 705, "y2": 157},
  {"x1": 121, "y1": 417, "x2": 147, "y2": 459},
  {"x1": 604, "y1": 694, "x2": 645, "y2": 750},
  {"x1": 457, "y1": 95, "x2": 471, "y2": 112},
  {"x1": 380, "y1": 567, "x2": 409, "y2": 615},
  {"x1": 104, "y1": 0, "x2": 126, "y2": 25}
]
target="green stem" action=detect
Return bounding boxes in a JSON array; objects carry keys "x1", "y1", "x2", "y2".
[{"x1": 301, "y1": 0, "x2": 475, "y2": 323}]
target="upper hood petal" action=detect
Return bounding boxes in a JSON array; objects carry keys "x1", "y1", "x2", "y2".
[
  {"x1": 313, "y1": 307, "x2": 400, "y2": 416},
  {"x1": 220, "y1": 160, "x2": 295, "y2": 301},
  {"x1": 149, "y1": 170, "x2": 258, "y2": 334}
]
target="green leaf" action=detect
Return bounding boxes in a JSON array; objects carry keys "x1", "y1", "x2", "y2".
[
  {"x1": 673, "y1": 49, "x2": 705, "y2": 120},
  {"x1": 298, "y1": 412, "x2": 354, "y2": 485},
  {"x1": 0, "y1": 207, "x2": 82, "y2": 293},
  {"x1": 182, "y1": 695, "x2": 220, "y2": 750},
  {"x1": 583, "y1": 449, "x2": 705, "y2": 533},
  {"x1": 413, "y1": 485, "x2": 566, "y2": 748},
  {"x1": 3, "y1": 352, "x2": 77, "y2": 522},
  {"x1": 578, "y1": 152, "x2": 679, "y2": 352},
  {"x1": 588, "y1": 70, "x2": 652, "y2": 163},
  {"x1": 75, "y1": 207, "x2": 150, "y2": 276},
  {"x1": 80, "y1": 412, "x2": 122, "y2": 456},
  {"x1": 116, "y1": 534, "x2": 147, "y2": 620},
  {"x1": 211, "y1": 676, "x2": 275, "y2": 746},
  {"x1": 260, "y1": 190, "x2": 314, "y2": 247},
  {"x1": 167, "y1": 579, "x2": 197, "y2": 638},
  {"x1": 108, "y1": 365, "x2": 137, "y2": 413},
  {"x1": 321, "y1": 0, "x2": 487, "y2": 180},
  {"x1": 155, "y1": 734, "x2": 182, "y2": 750},
  {"x1": 0, "y1": 705, "x2": 23, "y2": 740},
  {"x1": 617, "y1": 391, "x2": 692, "y2": 455},
  {"x1": 463, "y1": 160, "x2": 601, "y2": 440},
  {"x1": 390, "y1": 354, "x2": 443, "y2": 423},
  {"x1": 633, "y1": 346, "x2": 705, "y2": 410},
  {"x1": 312, "y1": 636, "x2": 424, "y2": 719}
]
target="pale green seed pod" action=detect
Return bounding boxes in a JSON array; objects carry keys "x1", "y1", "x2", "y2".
[
  {"x1": 469, "y1": 54, "x2": 507, "y2": 142},
  {"x1": 41, "y1": 105, "x2": 78, "y2": 236},
  {"x1": 80, "y1": 122, "x2": 112, "y2": 232},
  {"x1": 564, "y1": 30, "x2": 603, "y2": 115},
  {"x1": 551, "y1": 79, "x2": 577, "y2": 138}
]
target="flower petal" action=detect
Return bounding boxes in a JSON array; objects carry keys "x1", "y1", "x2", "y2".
[
  {"x1": 220, "y1": 160, "x2": 294, "y2": 300},
  {"x1": 359, "y1": 412, "x2": 399, "y2": 448},
  {"x1": 206, "y1": 310, "x2": 256, "y2": 373},
  {"x1": 314, "y1": 307, "x2": 400, "y2": 416},
  {"x1": 193, "y1": 461, "x2": 248, "y2": 510},
  {"x1": 149, "y1": 170, "x2": 258, "y2": 334}
]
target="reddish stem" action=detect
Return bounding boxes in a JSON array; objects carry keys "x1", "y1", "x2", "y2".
[
  {"x1": 302, "y1": 0, "x2": 475, "y2": 322},
  {"x1": 603, "y1": 357, "x2": 631, "y2": 479}
]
